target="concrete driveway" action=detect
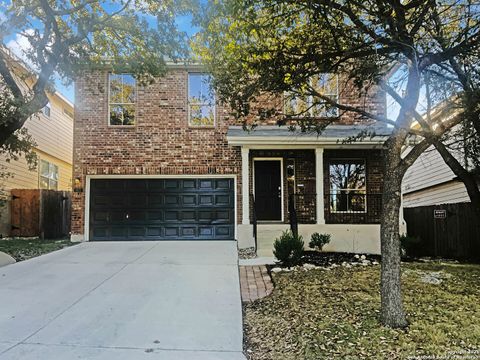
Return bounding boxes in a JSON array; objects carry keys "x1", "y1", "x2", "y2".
[{"x1": 0, "y1": 241, "x2": 246, "y2": 360}]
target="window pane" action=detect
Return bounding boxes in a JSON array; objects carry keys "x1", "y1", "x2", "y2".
[
  {"x1": 40, "y1": 177, "x2": 49, "y2": 189},
  {"x1": 40, "y1": 161, "x2": 49, "y2": 177},
  {"x1": 109, "y1": 74, "x2": 123, "y2": 103},
  {"x1": 189, "y1": 104, "x2": 214, "y2": 126},
  {"x1": 285, "y1": 93, "x2": 308, "y2": 116},
  {"x1": 329, "y1": 161, "x2": 366, "y2": 191},
  {"x1": 330, "y1": 190, "x2": 366, "y2": 212},
  {"x1": 51, "y1": 164, "x2": 59, "y2": 180},
  {"x1": 188, "y1": 73, "x2": 214, "y2": 105},
  {"x1": 43, "y1": 102, "x2": 51, "y2": 117},
  {"x1": 49, "y1": 179, "x2": 58, "y2": 190},
  {"x1": 122, "y1": 74, "x2": 136, "y2": 103},
  {"x1": 122, "y1": 104, "x2": 135, "y2": 125}
]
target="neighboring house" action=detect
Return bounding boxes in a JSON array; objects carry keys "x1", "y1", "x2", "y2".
[
  {"x1": 0, "y1": 55, "x2": 74, "y2": 237},
  {"x1": 402, "y1": 121, "x2": 480, "y2": 259},
  {"x1": 402, "y1": 142, "x2": 472, "y2": 208},
  {"x1": 72, "y1": 66, "x2": 390, "y2": 256}
]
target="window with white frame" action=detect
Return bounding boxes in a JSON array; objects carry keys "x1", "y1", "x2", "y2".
[
  {"x1": 109, "y1": 73, "x2": 136, "y2": 126},
  {"x1": 188, "y1": 73, "x2": 215, "y2": 127},
  {"x1": 42, "y1": 102, "x2": 51, "y2": 117},
  {"x1": 39, "y1": 160, "x2": 59, "y2": 190},
  {"x1": 329, "y1": 159, "x2": 366, "y2": 212},
  {"x1": 285, "y1": 73, "x2": 339, "y2": 118}
]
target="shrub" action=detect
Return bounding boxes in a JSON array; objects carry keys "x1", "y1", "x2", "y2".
[
  {"x1": 309, "y1": 232, "x2": 331, "y2": 252},
  {"x1": 400, "y1": 234, "x2": 422, "y2": 258},
  {"x1": 273, "y1": 230, "x2": 304, "y2": 267}
]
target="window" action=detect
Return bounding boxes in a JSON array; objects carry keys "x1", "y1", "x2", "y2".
[
  {"x1": 188, "y1": 73, "x2": 215, "y2": 127},
  {"x1": 39, "y1": 160, "x2": 58, "y2": 190},
  {"x1": 42, "y1": 102, "x2": 51, "y2": 117},
  {"x1": 285, "y1": 73, "x2": 339, "y2": 118},
  {"x1": 109, "y1": 73, "x2": 136, "y2": 126},
  {"x1": 329, "y1": 160, "x2": 366, "y2": 212}
]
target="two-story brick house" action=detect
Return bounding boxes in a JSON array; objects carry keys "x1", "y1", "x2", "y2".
[{"x1": 72, "y1": 64, "x2": 390, "y2": 256}]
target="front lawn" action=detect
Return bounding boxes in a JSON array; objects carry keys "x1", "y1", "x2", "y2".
[
  {"x1": 0, "y1": 238, "x2": 76, "y2": 261},
  {"x1": 244, "y1": 262, "x2": 480, "y2": 359}
]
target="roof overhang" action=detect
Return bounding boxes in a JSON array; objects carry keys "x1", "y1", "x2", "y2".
[{"x1": 226, "y1": 125, "x2": 390, "y2": 149}]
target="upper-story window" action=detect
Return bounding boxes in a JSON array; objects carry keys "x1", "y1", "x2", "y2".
[
  {"x1": 109, "y1": 73, "x2": 136, "y2": 126},
  {"x1": 188, "y1": 73, "x2": 215, "y2": 127},
  {"x1": 329, "y1": 159, "x2": 366, "y2": 213},
  {"x1": 285, "y1": 73, "x2": 339, "y2": 118},
  {"x1": 42, "y1": 102, "x2": 51, "y2": 117},
  {"x1": 39, "y1": 159, "x2": 58, "y2": 190}
]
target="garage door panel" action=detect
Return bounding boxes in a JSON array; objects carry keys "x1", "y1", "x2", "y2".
[
  {"x1": 128, "y1": 195, "x2": 148, "y2": 208},
  {"x1": 147, "y1": 211, "x2": 163, "y2": 222},
  {"x1": 182, "y1": 194, "x2": 197, "y2": 206},
  {"x1": 199, "y1": 195, "x2": 214, "y2": 205},
  {"x1": 148, "y1": 194, "x2": 164, "y2": 207},
  {"x1": 164, "y1": 211, "x2": 179, "y2": 221},
  {"x1": 89, "y1": 178, "x2": 234, "y2": 241}
]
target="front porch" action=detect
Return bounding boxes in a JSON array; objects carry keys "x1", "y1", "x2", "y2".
[{"x1": 228, "y1": 125, "x2": 390, "y2": 256}]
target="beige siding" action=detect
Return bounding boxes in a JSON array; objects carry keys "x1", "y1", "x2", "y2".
[
  {"x1": 403, "y1": 180, "x2": 470, "y2": 207},
  {"x1": 402, "y1": 145, "x2": 459, "y2": 194},
  {"x1": 1, "y1": 150, "x2": 72, "y2": 192},
  {"x1": 23, "y1": 96, "x2": 74, "y2": 163}
]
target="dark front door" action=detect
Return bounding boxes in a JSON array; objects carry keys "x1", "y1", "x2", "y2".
[
  {"x1": 254, "y1": 160, "x2": 282, "y2": 221},
  {"x1": 89, "y1": 178, "x2": 234, "y2": 241}
]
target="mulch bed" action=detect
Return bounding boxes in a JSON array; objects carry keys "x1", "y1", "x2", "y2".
[{"x1": 268, "y1": 251, "x2": 381, "y2": 269}]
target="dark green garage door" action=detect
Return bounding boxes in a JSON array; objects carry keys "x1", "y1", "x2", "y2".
[{"x1": 89, "y1": 178, "x2": 235, "y2": 241}]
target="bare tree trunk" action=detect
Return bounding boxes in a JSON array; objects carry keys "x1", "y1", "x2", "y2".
[{"x1": 380, "y1": 146, "x2": 409, "y2": 329}]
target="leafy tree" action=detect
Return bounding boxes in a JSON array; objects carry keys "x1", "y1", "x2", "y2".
[
  {"x1": 0, "y1": 0, "x2": 192, "y2": 153},
  {"x1": 195, "y1": 0, "x2": 480, "y2": 328}
]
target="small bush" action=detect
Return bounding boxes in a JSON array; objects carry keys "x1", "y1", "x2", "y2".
[
  {"x1": 273, "y1": 230, "x2": 304, "y2": 267},
  {"x1": 309, "y1": 232, "x2": 331, "y2": 252},
  {"x1": 400, "y1": 234, "x2": 422, "y2": 258}
]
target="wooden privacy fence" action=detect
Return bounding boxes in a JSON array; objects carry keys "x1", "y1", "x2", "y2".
[
  {"x1": 10, "y1": 189, "x2": 72, "y2": 239},
  {"x1": 404, "y1": 202, "x2": 480, "y2": 260}
]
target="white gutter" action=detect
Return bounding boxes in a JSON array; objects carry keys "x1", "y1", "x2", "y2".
[{"x1": 226, "y1": 135, "x2": 388, "y2": 147}]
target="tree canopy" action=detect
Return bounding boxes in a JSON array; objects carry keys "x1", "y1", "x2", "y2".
[
  {"x1": 0, "y1": 0, "x2": 192, "y2": 150},
  {"x1": 195, "y1": 0, "x2": 480, "y2": 328}
]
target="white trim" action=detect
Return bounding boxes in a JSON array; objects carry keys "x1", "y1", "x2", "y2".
[
  {"x1": 252, "y1": 158, "x2": 284, "y2": 222},
  {"x1": 241, "y1": 147, "x2": 250, "y2": 224},
  {"x1": 107, "y1": 73, "x2": 138, "y2": 127},
  {"x1": 227, "y1": 136, "x2": 387, "y2": 147},
  {"x1": 315, "y1": 148, "x2": 325, "y2": 224},
  {"x1": 84, "y1": 174, "x2": 237, "y2": 242}
]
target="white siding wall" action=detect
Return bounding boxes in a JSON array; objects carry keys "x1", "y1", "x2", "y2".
[
  {"x1": 403, "y1": 180, "x2": 470, "y2": 207},
  {"x1": 402, "y1": 144, "x2": 459, "y2": 194},
  {"x1": 402, "y1": 131, "x2": 473, "y2": 207}
]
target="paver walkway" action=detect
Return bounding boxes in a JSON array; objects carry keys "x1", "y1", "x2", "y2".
[{"x1": 239, "y1": 265, "x2": 274, "y2": 303}]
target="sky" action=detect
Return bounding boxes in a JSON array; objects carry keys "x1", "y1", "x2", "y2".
[
  {"x1": 5, "y1": 14, "x2": 198, "y2": 104},
  {"x1": 4, "y1": 9, "x2": 411, "y2": 120}
]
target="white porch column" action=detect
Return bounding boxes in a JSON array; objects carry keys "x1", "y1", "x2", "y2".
[
  {"x1": 315, "y1": 148, "x2": 325, "y2": 224},
  {"x1": 241, "y1": 147, "x2": 250, "y2": 224}
]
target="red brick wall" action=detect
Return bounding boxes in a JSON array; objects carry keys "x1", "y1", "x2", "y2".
[
  {"x1": 72, "y1": 69, "x2": 386, "y2": 236},
  {"x1": 72, "y1": 69, "x2": 241, "y2": 235}
]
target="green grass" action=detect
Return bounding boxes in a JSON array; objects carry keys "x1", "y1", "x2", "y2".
[
  {"x1": 244, "y1": 263, "x2": 480, "y2": 360},
  {"x1": 0, "y1": 238, "x2": 76, "y2": 261}
]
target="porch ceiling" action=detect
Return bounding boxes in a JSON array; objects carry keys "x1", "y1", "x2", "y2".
[{"x1": 226, "y1": 124, "x2": 392, "y2": 148}]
